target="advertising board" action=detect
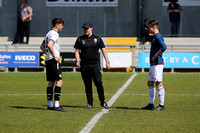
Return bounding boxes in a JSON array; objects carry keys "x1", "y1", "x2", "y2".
[
  {"x1": 40, "y1": 52, "x2": 76, "y2": 67},
  {"x1": 138, "y1": 52, "x2": 200, "y2": 68},
  {"x1": 46, "y1": 0, "x2": 118, "y2": 7},
  {"x1": 0, "y1": 52, "x2": 39, "y2": 67}
]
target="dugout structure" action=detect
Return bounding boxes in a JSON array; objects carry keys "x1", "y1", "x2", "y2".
[{"x1": 105, "y1": 37, "x2": 137, "y2": 72}]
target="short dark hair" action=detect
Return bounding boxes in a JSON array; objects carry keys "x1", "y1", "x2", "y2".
[
  {"x1": 52, "y1": 18, "x2": 64, "y2": 27},
  {"x1": 21, "y1": 0, "x2": 27, "y2": 4},
  {"x1": 148, "y1": 20, "x2": 159, "y2": 27}
]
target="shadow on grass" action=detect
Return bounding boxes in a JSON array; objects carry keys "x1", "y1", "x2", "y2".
[
  {"x1": 62, "y1": 105, "x2": 102, "y2": 109},
  {"x1": 11, "y1": 106, "x2": 45, "y2": 110},
  {"x1": 112, "y1": 106, "x2": 141, "y2": 110},
  {"x1": 62, "y1": 105, "x2": 84, "y2": 108}
]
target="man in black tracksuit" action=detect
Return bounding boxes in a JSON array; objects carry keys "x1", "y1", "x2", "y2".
[{"x1": 74, "y1": 22, "x2": 110, "y2": 109}]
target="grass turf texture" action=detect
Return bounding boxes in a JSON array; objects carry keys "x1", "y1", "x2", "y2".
[{"x1": 0, "y1": 72, "x2": 199, "y2": 132}]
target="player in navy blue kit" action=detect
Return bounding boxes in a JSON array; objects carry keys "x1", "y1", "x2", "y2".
[
  {"x1": 74, "y1": 22, "x2": 110, "y2": 109},
  {"x1": 141, "y1": 20, "x2": 167, "y2": 111}
]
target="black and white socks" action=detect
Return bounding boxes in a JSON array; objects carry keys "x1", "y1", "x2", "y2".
[{"x1": 47, "y1": 86, "x2": 61, "y2": 108}]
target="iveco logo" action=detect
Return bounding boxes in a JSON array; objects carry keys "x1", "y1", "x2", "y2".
[{"x1": 15, "y1": 55, "x2": 36, "y2": 61}]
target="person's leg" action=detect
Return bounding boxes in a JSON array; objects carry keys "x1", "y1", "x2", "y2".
[
  {"x1": 175, "y1": 18, "x2": 180, "y2": 36},
  {"x1": 91, "y1": 64, "x2": 109, "y2": 109},
  {"x1": 81, "y1": 65, "x2": 93, "y2": 106},
  {"x1": 54, "y1": 79, "x2": 63, "y2": 108},
  {"x1": 25, "y1": 21, "x2": 31, "y2": 44},
  {"x1": 47, "y1": 81, "x2": 55, "y2": 108},
  {"x1": 142, "y1": 66, "x2": 155, "y2": 110},
  {"x1": 91, "y1": 65, "x2": 105, "y2": 105},
  {"x1": 171, "y1": 19, "x2": 176, "y2": 36},
  {"x1": 156, "y1": 82, "x2": 165, "y2": 106},
  {"x1": 19, "y1": 22, "x2": 24, "y2": 43},
  {"x1": 148, "y1": 81, "x2": 156, "y2": 105},
  {"x1": 46, "y1": 60, "x2": 56, "y2": 109},
  {"x1": 52, "y1": 61, "x2": 66, "y2": 112},
  {"x1": 153, "y1": 65, "x2": 165, "y2": 111}
]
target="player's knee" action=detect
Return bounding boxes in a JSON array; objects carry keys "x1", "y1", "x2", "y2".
[
  {"x1": 56, "y1": 80, "x2": 63, "y2": 87},
  {"x1": 95, "y1": 81, "x2": 103, "y2": 88},
  {"x1": 48, "y1": 81, "x2": 55, "y2": 87},
  {"x1": 147, "y1": 81, "x2": 154, "y2": 87},
  {"x1": 156, "y1": 82, "x2": 163, "y2": 88}
]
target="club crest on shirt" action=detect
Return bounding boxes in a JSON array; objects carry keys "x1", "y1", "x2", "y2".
[
  {"x1": 152, "y1": 38, "x2": 155, "y2": 43},
  {"x1": 82, "y1": 40, "x2": 85, "y2": 44},
  {"x1": 94, "y1": 38, "x2": 97, "y2": 43}
]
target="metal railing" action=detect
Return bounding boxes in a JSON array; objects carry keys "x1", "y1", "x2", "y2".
[
  {"x1": 0, "y1": 44, "x2": 74, "y2": 52},
  {"x1": 1, "y1": 44, "x2": 200, "y2": 72}
]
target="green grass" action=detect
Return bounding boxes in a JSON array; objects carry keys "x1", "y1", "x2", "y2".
[{"x1": 0, "y1": 72, "x2": 199, "y2": 133}]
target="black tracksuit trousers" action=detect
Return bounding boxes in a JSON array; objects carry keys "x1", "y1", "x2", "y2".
[{"x1": 80, "y1": 64, "x2": 105, "y2": 106}]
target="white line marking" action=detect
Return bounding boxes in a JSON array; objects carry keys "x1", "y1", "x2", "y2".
[
  {"x1": 1, "y1": 94, "x2": 200, "y2": 97},
  {"x1": 79, "y1": 73, "x2": 138, "y2": 133}
]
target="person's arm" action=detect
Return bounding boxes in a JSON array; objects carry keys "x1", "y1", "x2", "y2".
[
  {"x1": 167, "y1": 8, "x2": 173, "y2": 12},
  {"x1": 152, "y1": 36, "x2": 167, "y2": 62},
  {"x1": 167, "y1": 4, "x2": 173, "y2": 12},
  {"x1": 152, "y1": 49, "x2": 164, "y2": 62},
  {"x1": 22, "y1": 12, "x2": 33, "y2": 21},
  {"x1": 48, "y1": 40, "x2": 60, "y2": 62},
  {"x1": 40, "y1": 40, "x2": 45, "y2": 54},
  {"x1": 75, "y1": 49, "x2": 80, "y2": 68},
  {"x1": 101, "y1": 48, "x2": 110, "y2": 70},
  {"x1": 173, "y1": 8, "x2": 181, "y2": 12},
  {"x1": 22, "y1": 7, "x2": 33, "y2": 22}
]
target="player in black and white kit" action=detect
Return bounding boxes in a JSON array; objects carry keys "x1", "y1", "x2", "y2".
[
  {"x1": 40, "y1": 18, "x2": 66, "y2": 112},
  {"x1": 74, "y1": 22, "x2": 110, "y2": 109}
]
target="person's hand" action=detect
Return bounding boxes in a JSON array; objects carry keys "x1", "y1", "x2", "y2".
[
  {"x1": 106, "y1": 62, "x2": 110, "y2": 70},
  {"x1": 173, "y1": 9, "x2": 180, "y2": 12},
  {"x1": 76, "y1": 61, "x2": 80, "y2": 68},
  {"x1": 22, "y1": 17, "x2": 26, "y2": 22},
  {"x1": 54, "y1": 56, "x2": 60, "y2": 62},
  {"x1": 152, "y1": 56, "x2": 156, "y2": 62}
]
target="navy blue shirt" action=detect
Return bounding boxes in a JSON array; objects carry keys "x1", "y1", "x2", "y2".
[
  {"x1": 150, "y1": 33, "x2": 167, "y2": 66},
  {"x1": 74, "y1": 34, "x2": 105, "y2": 65}
]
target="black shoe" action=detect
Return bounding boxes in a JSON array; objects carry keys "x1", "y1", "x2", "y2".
[
  {"x1": 47, "y1": 106, "x2": 55, "y2": 110},
  {"x1": 54, "y1": 106, "x2": 67, "y2": 112},
  {"x1": 101, "y1": 102, "x2": 110, "y2": 109},
  {"x1": 85, "y1": 104, "x2": 93, "y2": 109},
  {"x1": 153, "y1": 105, "x2": 165, "y2": 111},
  {"x1": 141, "y1": 103, "x2": 154, "y2": 110}
]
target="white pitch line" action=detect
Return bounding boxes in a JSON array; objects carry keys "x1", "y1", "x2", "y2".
[
  {"x1": 79, "y1": 73, "x2": 138, "y2": 133},
  {"x1": 1, "y1": 93, "x2": 200, "y2": 97}
]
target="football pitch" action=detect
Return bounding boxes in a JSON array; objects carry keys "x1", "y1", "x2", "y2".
[{"x1": 0, "y1": 72, "x2": 199, "y2": 133}]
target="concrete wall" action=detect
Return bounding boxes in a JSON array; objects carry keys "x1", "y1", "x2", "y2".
[
  {"x1": 144, "y1": 0, "x2": 200, "y2": 37},
  {"x1": 0, "y1": 0, "x2": 137, "y2": 38},
  {"x1": 0, "y1": 0, "x2": 200, "y2": 39}
]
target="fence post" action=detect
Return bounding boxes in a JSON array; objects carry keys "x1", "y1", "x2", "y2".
[
  {"x1": 73, "y1": 67, "x2": 76, "y2": 72},
  {"x1": 5, "y1": 45, "x2": 8, "y2": 51},
  {"x1": 171, "y1": 45, "x2": 175, "y2": 73},
  {"x1": 15, "y1": 67, "x2": 18, "y2": 72},
  {"x1": 130, "y1": 45, "x2": 136, "y2": 72},
  {"x1": 141, "y1": 45, "x2": 145, "y2": 72}
]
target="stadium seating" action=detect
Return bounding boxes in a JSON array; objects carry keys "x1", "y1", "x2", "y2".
[
  {"x1": 106, "y1": 37, "x2": 137, "y2": 52},
  {"x1": 140, "y1": 37, "x2": 200, "y2": 53}
]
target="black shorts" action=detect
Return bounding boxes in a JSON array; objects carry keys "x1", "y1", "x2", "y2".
[{"x1": 45, "y1": 58, "x2": 62, "y2": 81}]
